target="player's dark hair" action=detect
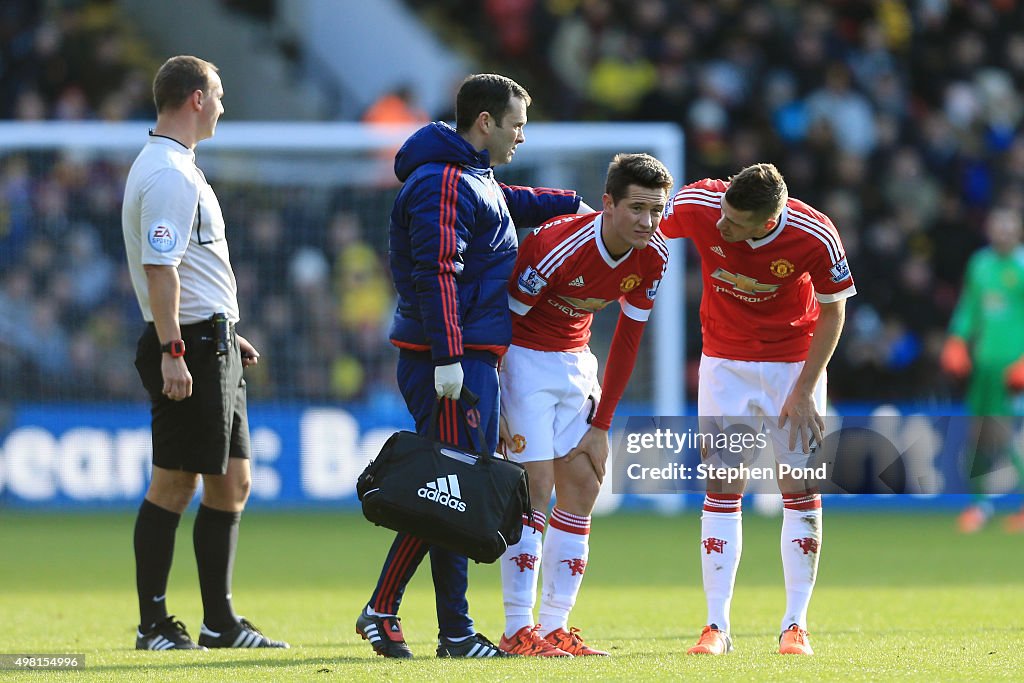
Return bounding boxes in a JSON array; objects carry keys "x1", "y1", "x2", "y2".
[
  {"x1": 153, "y1": 55, "x2": 218, "y2": 113},
  {"x1": 455, "y1": 74, "x2": 531, "y2": 133},
  {"x1": 605, "y1": 153, "x2": 674, "y2": 203},
  {"x1": 724, "y1": 163, "x2": 788, "y2": 222}
]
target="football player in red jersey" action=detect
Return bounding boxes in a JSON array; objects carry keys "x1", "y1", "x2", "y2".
[
  {"x1": 660, "y1": 163, "x2": 856, "y2": 656},
  {"x1": 497, "y1": 153, "x2": 673, "y2": 657}
]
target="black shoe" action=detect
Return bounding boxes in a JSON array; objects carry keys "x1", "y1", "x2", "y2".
[
  {"x1": 437, "y1": 632, "x2": 514, "y2": 658},
  {"x1": 356, "y1": 612, "x2": 413, "y2": 658},
  {"x1": 198, "y1": 618, "x2": 290, "y2": 648},
  {"x1": 136, "y1": 616, "x2": 206, "y2": 650}
]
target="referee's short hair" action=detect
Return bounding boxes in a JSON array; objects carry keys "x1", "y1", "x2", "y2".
[{"x1": 153, "y1": 55, "x2": 218, "y2": 113}]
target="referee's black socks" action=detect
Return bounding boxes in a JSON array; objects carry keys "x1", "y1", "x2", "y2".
[
  {"x1": 193, "y1": 504, "x2": 242, "y2": 632},
  {"x1": 134, "y1": 499, "x2": 181, "y2": 630}
]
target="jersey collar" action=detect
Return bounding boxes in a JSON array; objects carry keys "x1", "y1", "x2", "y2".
[
  {"x1": 746, "y1": 205, "x2": 788, "y2": 249},
  {"x1": 147, "y1": 131, "x2": 195, "y2": 158},
  {"x1": 594, "y1": 214, "x2": 633, "y2": 267}
]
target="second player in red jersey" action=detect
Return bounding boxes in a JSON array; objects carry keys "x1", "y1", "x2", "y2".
[
  {"x1": 659, "y1": 163, "x2": 855, "y2": 657},
  {"x1": 660, "y1": 177, "x2": 855, "y2": 361}
]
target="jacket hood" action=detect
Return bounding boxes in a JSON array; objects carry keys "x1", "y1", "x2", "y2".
[{"x1": 394, "y1": 122, "x2": 491, "y2": 182}]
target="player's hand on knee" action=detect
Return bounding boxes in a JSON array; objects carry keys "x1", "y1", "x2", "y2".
[
  {"x1": 161, "y1": 356, "x2": 193, "y2": 401},
  {"x1": 779, "y1": 392, "x2": 823, "y2": 453},
  {"x1": 434, "y1": 361, "x2": 464, "y2": 399},
  {"x1": 566, "y1": 426, "x2": 610, "y2": 483}
]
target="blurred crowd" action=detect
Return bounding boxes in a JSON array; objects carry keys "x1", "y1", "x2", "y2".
[
  {"x1": 4, "y1": 0, "x2": 1024, "y2": 406},
  {"x1": 0, "y1": 1, "x2": 398, "y2": 404},
  {"x1": 412, "y1": 0, "x2": 1024, "y2": 402}
]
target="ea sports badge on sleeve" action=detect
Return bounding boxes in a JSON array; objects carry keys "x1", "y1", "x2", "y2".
[{"x1": 148, "y1": 221, "x2": 178, "y2": 253}]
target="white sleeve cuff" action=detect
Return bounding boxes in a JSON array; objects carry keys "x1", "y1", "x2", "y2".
[
  {"x1": 508, "y1": 294, "x2": 533, "y2": 316},
  {"x1": 620, "y1": 299, "x2": 651, "y2": 321},
  {"x1": 815, "y1": 285, "x2": 857, "y2": 304}
]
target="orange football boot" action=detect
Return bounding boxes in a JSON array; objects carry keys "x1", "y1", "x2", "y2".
[
  {"x1": 498, "y1": 625, "x2": 572, "y2": 657},
  {"x1": 778, "y1": 624, "x2": 813, "y2": 655},
  {"x1": 544, "y1": 627, "x2": 608, "y2": 656},
  {"x1": 686, "y1": 625, "x2": 733, "y2": 655}
]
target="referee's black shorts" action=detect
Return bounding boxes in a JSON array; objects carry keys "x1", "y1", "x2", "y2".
[{"x1": 134, "y1": 319, "x2": 250, "y2": 475}]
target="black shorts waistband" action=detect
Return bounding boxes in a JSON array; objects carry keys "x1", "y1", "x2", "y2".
[{"x1": 147, "y1": 316, "x2": 235, "y2": 334}]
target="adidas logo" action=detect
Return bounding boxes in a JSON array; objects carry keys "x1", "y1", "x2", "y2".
[
  {"x1": 711, "y1": 246, "x2": 725, "y2": 258},
  {"x1": 417, "y1": 474, "x2": 466, "y2": 512},
  {"x1": 568, "y1": 275, "x2": 585, "y2": 287}
]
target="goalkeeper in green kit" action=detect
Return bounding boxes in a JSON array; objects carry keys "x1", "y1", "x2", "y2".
[{"x1": 940, "y1": 207, "x2": 1024, "y2": 532}]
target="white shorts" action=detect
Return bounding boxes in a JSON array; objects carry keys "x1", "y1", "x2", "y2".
[
  {"x1": 697, "y1": 353, "x2": 827, "y2": 466},
  {"x1": 499, "y1": 344, "x2": 600, "y2": 463}
]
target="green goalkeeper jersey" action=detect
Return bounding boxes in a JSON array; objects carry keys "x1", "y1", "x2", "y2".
[{"x1": 949, "y1": 245, "x2": 1024, "y2": 413}]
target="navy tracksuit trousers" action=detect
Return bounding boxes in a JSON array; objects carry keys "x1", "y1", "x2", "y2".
[{"x1": 366, "y1": 350, "x2": 500, "y2": 637}]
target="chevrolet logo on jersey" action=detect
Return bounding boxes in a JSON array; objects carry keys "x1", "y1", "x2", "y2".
[
  {"x1": 558, "y1": 295, "x2": 613, "y2": 312},
  {"x1": 710, "y1": 267, "x2": 780, "y2": 295}
]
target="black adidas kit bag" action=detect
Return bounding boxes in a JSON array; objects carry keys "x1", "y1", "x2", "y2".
[{"x1": 356, "y1": 388, "x2": 530, "y2": 564}]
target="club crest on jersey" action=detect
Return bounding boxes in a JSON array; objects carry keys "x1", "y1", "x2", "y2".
[
  {"x1": 559, "y1": 295, "x2": 612, "y2": 312},
  {"x1": 770, "y1": 258, "x2": 795, "y2": 278},
  {"x1": 829, "y1": 257, "x2": 851, "y2": 283},
  {"x1": 711, "y1": 268, "x2": 780, "y2": 294},
  {"x1": 518, "y1": 265, "x2": 548, "y2": 296},
  {"x1": 711, "y1": 245, "x2": 725, "y2": 258},
  {"x1": 148, "y1": 223, "x2": 177, "y2": 253},
  {"x1": 620, "y1": 274, "x2": 642, "y2": 293}
]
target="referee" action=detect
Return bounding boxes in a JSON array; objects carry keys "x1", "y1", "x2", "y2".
[{"x1": 122, "y1": 55, "x2": 287, "y2": 651}]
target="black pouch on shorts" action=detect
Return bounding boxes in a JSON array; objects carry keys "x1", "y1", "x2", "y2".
[{"x1": 356, "y1": 388, "x2": 530, "y2": 564}]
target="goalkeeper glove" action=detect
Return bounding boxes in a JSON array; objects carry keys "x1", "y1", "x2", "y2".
[
  {"x1": 1007, "y1": 358, "x2": 1024, "y2": 392},
  {"x1": 434, "y1": 361, "x2": 464, "y2": 400},
  {"x1": 940, "y1": 337, "x2": 971, "y2": 379}
]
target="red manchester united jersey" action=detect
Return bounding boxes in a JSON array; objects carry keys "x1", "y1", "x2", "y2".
[
  {"x1": 509, "y1": 212, "x2": 670, "y2": 352},
  {"x1": 660, "y1": 178, "x2": 856, "y2": 361}
]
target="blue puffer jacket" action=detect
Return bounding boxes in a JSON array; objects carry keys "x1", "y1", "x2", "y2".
[{"x1": 388, "y1": 122, "x2": 580, "y2": 363}]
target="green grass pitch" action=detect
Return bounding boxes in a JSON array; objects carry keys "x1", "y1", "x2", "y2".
[{"x1": 0, "y1": 509, "x2": 1021, "y2": 681}]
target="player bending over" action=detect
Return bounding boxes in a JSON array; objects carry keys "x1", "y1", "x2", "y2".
[
  {"x1": 660, "y1": 163, "x2": 856, "y2": 656},
  {"x1": 497, "y1": 153, "x2": 673, "y2": 657}
]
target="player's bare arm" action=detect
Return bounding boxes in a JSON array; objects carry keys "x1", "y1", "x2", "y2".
[
  {"x1": 564, "y1": 425, "x2": 610, "y2": 483},
  {"x1": 144, "y1": 263, "x2": 192, "y2": 401},
  {"x1": 779, "y1": 299, "x2": 846, "y2": 452}
]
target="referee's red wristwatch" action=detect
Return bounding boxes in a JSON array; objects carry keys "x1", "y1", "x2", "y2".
[{"x1": 160, "y1": 339, "x2": 186, "y2": 358}]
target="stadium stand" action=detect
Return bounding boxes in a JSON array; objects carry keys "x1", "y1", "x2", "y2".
[{"x1": 3, "y1": 0, "x2": 1024, "y2": 405}]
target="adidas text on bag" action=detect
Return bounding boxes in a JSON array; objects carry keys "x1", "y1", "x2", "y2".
[
  {"x1": 418, "y1": 474, "x2": 467, "y2": 512},
  {"x1": 356, "y1": 389, "x2": 530, "y2": 563}
]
